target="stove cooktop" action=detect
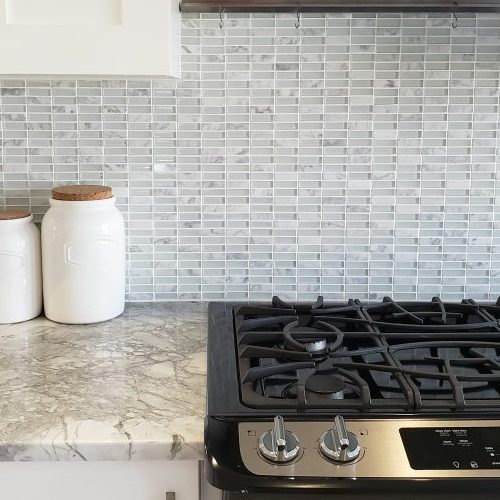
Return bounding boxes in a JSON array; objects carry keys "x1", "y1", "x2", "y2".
[
  {"x1": 208, "y1": 296, "x2": 500, "y2": 416},
  {"x1": 205, "y1": 297, "x2": 500, "y2": 494}
]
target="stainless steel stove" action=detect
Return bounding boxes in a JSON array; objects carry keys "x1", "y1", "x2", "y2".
[{"x1": 205, "y1": 297, "x2": 500, "y2": 499}]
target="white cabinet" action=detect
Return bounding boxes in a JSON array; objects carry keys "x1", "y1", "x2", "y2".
[
  {"x1": 201, "y1": 471, "x2": 223, "y2": 500},
  {"x1": 0, "y1": 0, "x2": 180, "y2": 78},
  {"x1": 0, "y1": 460, "x2": 202, "y2": 500}
]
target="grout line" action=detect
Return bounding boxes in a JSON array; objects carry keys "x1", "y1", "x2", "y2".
[
  {"x1": 125, "y1": 79, "x2": 131, "y2": 299},
  {"x1": 492, "y1": 14, "x2": 500, "y2": 301},
  {"x1": 393, "y1": 12, "x2": 402, "y2": 300},
  {"x1": 49, "y1": 79, "x2": 55, "y2": 220},
  {"x1": 25, "y1": 79, "x2": 31, "y2": 215},
  {"x1": 296, "y1": 15, "x2": 304, "y2": 300},
  {"x1": 344, "y1": 12, "x2": 351, "y2": 300},
  {"x1": 443, "y1": 16, "x2": 450, "y2": 300},
  {"x1": 464, "y1": 13, "x2": 475, "y2": 300},
  {"x1": 150, "y1": 78, "x2": 155, "y2": 301},
  {"x1": 416, "y1": 13, "x2": 427, "y2": 300},
  {"x1": 223, "y1": 13, "x2": 227, "y2": 300},
  {"x1": 271, "y1": 13, "x2": 277, "y2": 300},
  {"x1": 320, "y1": 13, "x2": 327, "y2": 299}
]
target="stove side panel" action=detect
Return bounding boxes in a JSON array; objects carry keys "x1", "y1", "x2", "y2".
[{"x1": 207, "y1": 302, "x2": 250, "y2": 415}]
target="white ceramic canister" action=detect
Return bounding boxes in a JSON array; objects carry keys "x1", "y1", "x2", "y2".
[
  {"x1": 0, "y1": 209, "x2": 42, "y2": 324},
  {"x1": 41, "y1": 185, "x2": 125, "y2": 324}
]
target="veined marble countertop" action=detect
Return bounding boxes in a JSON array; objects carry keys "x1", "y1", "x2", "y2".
[{"x1": 0, "y1": 302, "x2": 208, "y2": 462}]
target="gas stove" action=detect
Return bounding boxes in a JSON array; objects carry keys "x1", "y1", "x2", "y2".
[{"x1": 205, "y1": 297, "x2": 500, "y2": 499}]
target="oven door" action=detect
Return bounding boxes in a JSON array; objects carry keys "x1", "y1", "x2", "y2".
[{"x1": 224, "y1": 490, "x2": 500, "y2": 500}]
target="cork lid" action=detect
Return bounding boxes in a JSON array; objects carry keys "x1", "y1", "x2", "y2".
[
  {"x1": 0, "y1": 208, "x2": 32, "y2": 220},
  {"x1": 52, "y1": 184, "x2": 113, "y2": 202}
]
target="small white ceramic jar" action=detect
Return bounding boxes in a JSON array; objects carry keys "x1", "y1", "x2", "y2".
[
  {"x1": 41, "y1": 185, "x2": 125, "y2": 324},
  {"x1": 0, "y1": 209, "x2": 42, "y2": 324}
]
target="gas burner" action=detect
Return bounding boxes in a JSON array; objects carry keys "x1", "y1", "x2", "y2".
[
  {"x1": 283, "y1": 321, "x2": 344, "y2": 358},
  {"x1": 306, "y1": 374, "x2": 345, "y2": 400},
  {"x1": 281, "y1": 374, "x2": 346, "y2": 401}
]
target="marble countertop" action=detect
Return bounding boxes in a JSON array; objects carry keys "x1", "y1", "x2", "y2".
[{"x1": 0, "y1": 302, "x2": 208, "y2": 461}]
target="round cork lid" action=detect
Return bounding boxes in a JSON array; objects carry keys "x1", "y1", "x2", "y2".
[
  {"x1": 52, "y1": 185, "x2": 113, "y2": 202},
  {"x1": 0, "y1": 208, "x2": 32, "y2": 220}
]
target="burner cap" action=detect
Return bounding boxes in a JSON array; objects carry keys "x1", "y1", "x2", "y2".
[
  {"x1": 305, "y1": 374, "x2": 345, "y2": 399},
  {"x1": 305, "y1": 338, "x2": 328, "y2": 353},
  {"x1": 282, "y1": 375, "x2": 346, "y2": 400}
]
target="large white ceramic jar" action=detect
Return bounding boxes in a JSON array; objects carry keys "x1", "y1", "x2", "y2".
[
  {"x1": 0, "y1": 209, "x2": 42, "y2": 324},
  {"x1": 41, "y1": 185, "x2": 125, "y2": 324}
]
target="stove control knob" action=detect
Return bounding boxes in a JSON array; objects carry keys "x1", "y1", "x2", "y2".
[
  {"x1": 258, "y1": 415, "x2": 300, "y2": 463},
  {"x1": 319, "y1": 415, "x2": 361, "y2": 463}
]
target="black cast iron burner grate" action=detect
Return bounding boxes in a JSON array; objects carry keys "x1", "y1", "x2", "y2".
[{"x1": 234, "y1": 296, "x2": 500, "y2": 412}]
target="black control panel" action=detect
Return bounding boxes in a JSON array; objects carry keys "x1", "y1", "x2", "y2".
[{"x1": 401, "y1": 427, "x2": 500, "y2": 470}]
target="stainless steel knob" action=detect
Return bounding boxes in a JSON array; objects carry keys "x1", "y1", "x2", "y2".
[
  {"x1": 319, "y1": 415, "x2": 361, "y2": 463},
  {"x1": 258, "y1": 415, "x2": 300, "y2": 463}
]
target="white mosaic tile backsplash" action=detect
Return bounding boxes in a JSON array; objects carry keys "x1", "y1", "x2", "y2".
[{"x1": 1, "y1": 12, "x2": 500, "y2": 302}]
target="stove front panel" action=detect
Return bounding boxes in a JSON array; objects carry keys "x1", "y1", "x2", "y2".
[
  {"x1": 238, "y1": 419, "x2": 500, "y2": 478},
  {"x1": 400, "y1": 426, "x2": 500, "y2": 470}
]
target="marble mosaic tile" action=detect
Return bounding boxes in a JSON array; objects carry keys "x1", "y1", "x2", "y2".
[{"x1": 1, "y1": 13, "x2": 500, "y2": 301}]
